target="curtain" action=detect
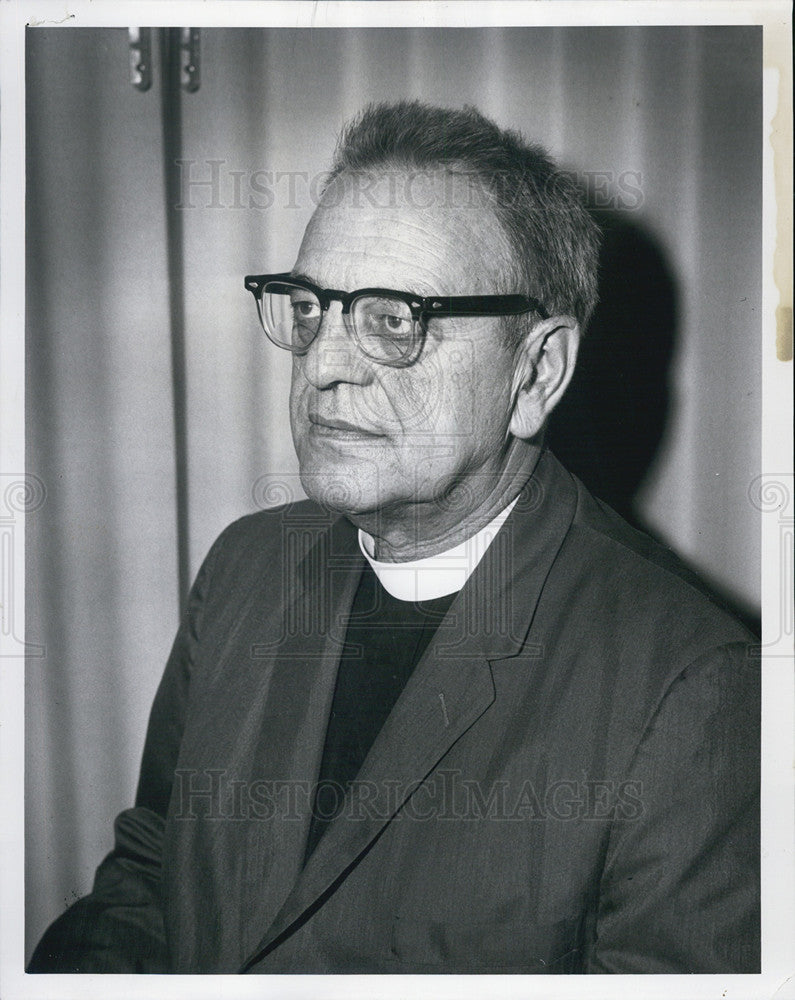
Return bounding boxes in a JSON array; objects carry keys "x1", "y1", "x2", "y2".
[{"x1": 25, "y1": 25, "x2": 762, "y2": 958}]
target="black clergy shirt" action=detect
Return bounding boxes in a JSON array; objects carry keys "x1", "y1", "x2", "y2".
[{"x1": 304, "y1": 562, "x2": 456, "y2": 864}]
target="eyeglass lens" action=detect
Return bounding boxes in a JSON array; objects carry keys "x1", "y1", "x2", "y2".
[{"x1": 261, "y1": 282, "x2": 416, "y2": 363}]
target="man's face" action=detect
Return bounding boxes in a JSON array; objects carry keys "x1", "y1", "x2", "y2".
[{"x1": 289, "y1": 170, "x2": 521, "y2": 521}]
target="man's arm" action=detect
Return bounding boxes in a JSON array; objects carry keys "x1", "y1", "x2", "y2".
[
  {"x1": 587, "y1": 640, "x2": 760, "y2": 973},
  {"x1": 26, "y1": 808, "x2": 169, "y2": 973},
  {"x1": 27, "y1": 528, "x2": 228, "y2": 973}
]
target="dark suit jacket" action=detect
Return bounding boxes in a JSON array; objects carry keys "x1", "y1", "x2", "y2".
[{"x1": 29, "y1": 450, "x2": 760, "y2": 974}]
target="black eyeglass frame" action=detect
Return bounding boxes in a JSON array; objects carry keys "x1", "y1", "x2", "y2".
[{"x1": 244, "y1": 272, "x2": 550, "y2": 366}]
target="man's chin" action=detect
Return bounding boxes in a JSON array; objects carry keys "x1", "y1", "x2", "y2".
[{"x1": 298, "y1": 461, "x2": 382, "y2": 516}]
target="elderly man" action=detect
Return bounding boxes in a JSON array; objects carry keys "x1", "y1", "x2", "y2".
[{"x1": 29, "y1": 102, "x2": 759, "y2": 975}]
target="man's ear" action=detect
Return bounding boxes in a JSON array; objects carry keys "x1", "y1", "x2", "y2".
[{"x1": 508, "y1": 316, "x2": 580, "y2": 440}]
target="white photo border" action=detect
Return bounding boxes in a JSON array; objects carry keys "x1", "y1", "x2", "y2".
[{"x1": 1, "y1": 2, "x2": 792, "y2": 999}]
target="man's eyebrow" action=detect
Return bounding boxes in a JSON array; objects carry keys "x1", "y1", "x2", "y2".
[
  {"x1": 289, "y1": 270, "x2": 317, "y2": 284},
  {"x1": 287, "y1": 272, "x2": 433, "y2": 299}
]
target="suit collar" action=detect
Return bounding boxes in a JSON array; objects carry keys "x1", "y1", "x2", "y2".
[
  {"x1": 428, "y1": 448, "x2": 579, "y2": 662},
  {"x1": 297, "y1": 447, "x2": 578, "y2": 645}
]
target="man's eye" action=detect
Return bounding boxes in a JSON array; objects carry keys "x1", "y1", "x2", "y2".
[
  {"x1": 291, "y1": 298, "x2": 320, "y2": 320},
  {"x1": 380, "y1": 314, "x2": 411, "y2": 334}
]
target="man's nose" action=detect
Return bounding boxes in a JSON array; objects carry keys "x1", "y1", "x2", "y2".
[{"x1": 302, "y1": 302, "x2": 370, "y2": 389}]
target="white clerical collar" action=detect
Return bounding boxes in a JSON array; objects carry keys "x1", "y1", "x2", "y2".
[{"x1": 358, "y1": 496, "x2": 519, "y2": 602}]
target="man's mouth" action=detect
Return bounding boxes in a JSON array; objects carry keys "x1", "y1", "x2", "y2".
[{"x1": 308, "y1": 414, "x2": 384, "y2": 437}]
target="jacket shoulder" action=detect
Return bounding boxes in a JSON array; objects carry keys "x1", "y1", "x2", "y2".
[
  {"x1": 217, "y1": 498, "x2": 333, "y2": 544},
  {"x1": 195, "y1": 499, "x2": 347, "y2": 588},
  {"x1": 557, "y1": 473, "x2": 755, "y2": 650}
]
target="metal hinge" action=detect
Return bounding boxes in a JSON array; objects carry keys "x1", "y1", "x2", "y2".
[
  {"x1": 128, "y1": 27, "x2": 201, "y2": 93},
  {"x1": 128, "y1": 27, "x2": 152, "y2": 92},
  {"x1": 179, "y1": 27, "x2": 201, "y2": 93}
]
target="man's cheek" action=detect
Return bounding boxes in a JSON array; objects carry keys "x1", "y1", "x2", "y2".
[
  {"x1": 392, "y1": 343, "x2": 480, "y2": 439},
  {"x1": 443, "y1": 341, "x2": 479, "y2": 438},
  {"x1": 381, "y1": 371, "x2": 446, "y2": 436},
  {"x1": 288, "y1": 382, "x2": 309, "y2": 437}
]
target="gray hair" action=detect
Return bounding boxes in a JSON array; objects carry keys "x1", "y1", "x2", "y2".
[{"x1": 326, "y1": 100, "x2": 601, "y2": 341}]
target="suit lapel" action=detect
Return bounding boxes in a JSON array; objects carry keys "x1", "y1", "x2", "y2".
[
  {"x1": 436, "y1": 448, "x2": 580, "y2": 664},
  {"x1": 240, "y1": 450, "x2": 580, "y2": 971},
  {"x1": 241, "y1": 638, "x2": 496, "y2": 969},
  {"x1": 232, "y1": 509, "x2": 363, "y2": 955}
]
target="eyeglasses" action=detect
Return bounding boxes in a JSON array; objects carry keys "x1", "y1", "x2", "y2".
[{"x1": 244, "y1": 272, "x2": 549, "y2": 368}]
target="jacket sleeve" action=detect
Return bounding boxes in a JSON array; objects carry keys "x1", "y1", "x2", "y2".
[
  {"x1": 587, "y1": 640, "x2": 760, "y2": 973},
  {"x1": 27, "y1": 527, "x2": 230, "y2": 973}
]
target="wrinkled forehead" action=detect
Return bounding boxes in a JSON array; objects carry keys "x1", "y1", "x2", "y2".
[{"x1": 295, "y1": 168, "x2": 514, "y2": 294}]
